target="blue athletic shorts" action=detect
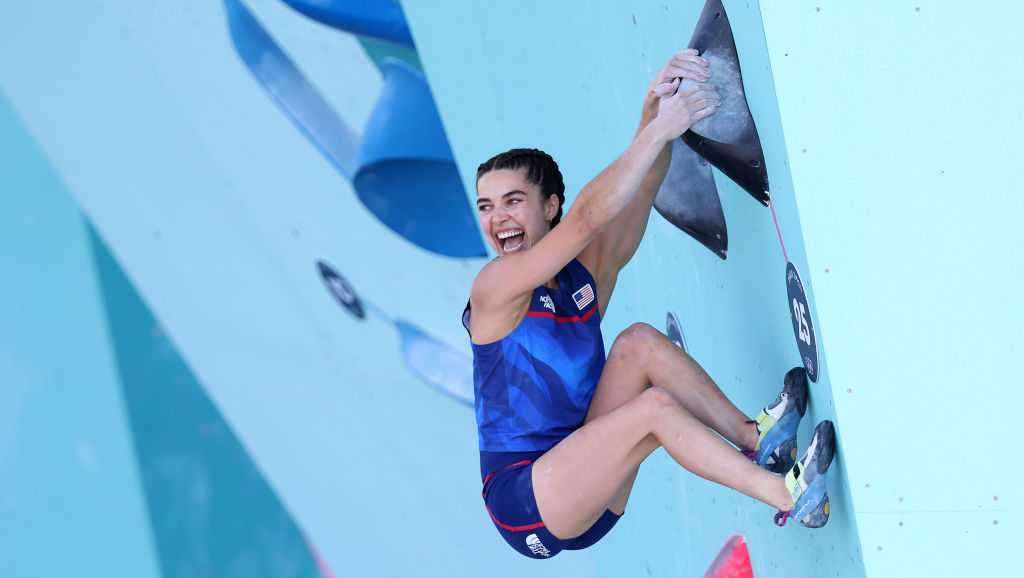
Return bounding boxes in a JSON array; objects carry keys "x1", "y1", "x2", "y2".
[{"x1": 481, "y1": 455, "x2": 621, "y2": 559}]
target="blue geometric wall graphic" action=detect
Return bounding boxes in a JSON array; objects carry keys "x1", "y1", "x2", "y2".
[
  {"x1": 280, "y1": 0, "x2": 415, "y2": 47},
  {"x1": 226, "y1": 0, "x2": 486, "y2": 258},
  {"x1": 89, "y1": 226, "x2": 328, "y2": 578}
]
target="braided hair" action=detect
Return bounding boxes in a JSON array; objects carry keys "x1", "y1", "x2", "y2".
[{"x1": 476, "y1": 148, "x2": 566, "y2": 227}]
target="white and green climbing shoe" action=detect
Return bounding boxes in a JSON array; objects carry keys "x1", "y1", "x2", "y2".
[
  {"x1": 775, "y1": 420, "x2": 836, "y2": 528},
  {"x1": 748, "y1": 367, "x2": 809, "y2": 474}
]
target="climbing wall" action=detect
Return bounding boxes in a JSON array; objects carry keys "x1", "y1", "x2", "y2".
[
  {"x1": 0, "y1": 96, "x2": 161, "y2": 578},
  {"x1": 0, "y1": 2, "x2": 504, "y2": 577},
  {"x1": 756, "y1": 3, "x2": 1022, "y2": 576},
  {"x1": 403, "y1": 0, "x2": 1021, "y2": 576},
  {"x1": 401, "y1": 2, "x2": 861, "y2": 576},
  {"x1": 2, "y1": 0, "x2": 1019, "y2": 577}
]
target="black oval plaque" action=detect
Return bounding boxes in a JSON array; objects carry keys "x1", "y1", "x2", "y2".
[
  {"x1": 317, "y1": 260, "x2": 366, "y2": 320},
  {"x1": 785, "y1": 262, "x2": 817, "y2": 382}
]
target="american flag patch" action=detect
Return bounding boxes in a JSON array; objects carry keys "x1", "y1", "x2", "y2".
[{"x1": 572, "y1": 283, "x2": 595, "y2": 310}]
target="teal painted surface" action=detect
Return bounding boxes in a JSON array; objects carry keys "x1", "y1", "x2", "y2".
[
  {"x1": 759, "y1": 3, "x2": 1022, "y2": 576},
  {"x1": 0, "y1": 96, "x2": 161, "y2": 578},
  {"x1": 0, "y1": 3, "x2": 537, "y2": 577},
  {"x1": 89, "y1": 225, "x2": 322, "y2": 578},
  {"x1": 402, "y1": 1, "x2": 862, "y2": 576}
]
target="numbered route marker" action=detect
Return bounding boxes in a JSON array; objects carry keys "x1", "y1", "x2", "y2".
[
  {"x1": 317, "y1": 260, "x2": 366, "y2": 320},
  {"x1": 665, "y1": 312, "x2": 688, "y2": 352},
  {"x1": 786, "y1": 262, "x2": 818, "y2": 382}
]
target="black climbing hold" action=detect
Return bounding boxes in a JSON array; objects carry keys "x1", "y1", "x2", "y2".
[
  {"x1": 683, "y1": 0, "x2": 770, "y2": 205},
  {"x1": 654, "y1": 0, "x2": 770, "y2": 259},
  {"x1": 665, "y1": 311, "x2": 688, "y2": 352},
  {"x1": 655, "y1": 139, "x2": 729, "y2": 258},
  {"x1": 317, "y1": 260, "x2": 366, "y2": 320}
]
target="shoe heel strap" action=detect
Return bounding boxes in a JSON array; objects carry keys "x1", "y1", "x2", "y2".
[
  {"x1": 750, "y1": 411, "x2": 775, "y2": 452},
  {"x1": 774, "y1": 510, "x2": 791, "y2": 527},
  {"x1": 785, "y1": 463, "x2": 808, "y2": 502}
]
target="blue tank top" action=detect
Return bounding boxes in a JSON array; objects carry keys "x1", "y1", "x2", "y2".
[{"x1": 462, "y1": 258, "x2": 606, "y2": 475}]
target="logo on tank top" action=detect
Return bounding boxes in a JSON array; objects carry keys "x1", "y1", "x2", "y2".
[
  {"x1": 540, "y1": 295, "x2": 556, "y2": 313},
  {"x1": 525, "y1": 533, "x2": 552, "y2": 557},
  {"x1": 572, "y1": 283, "x2": 595, "y2": 310}
]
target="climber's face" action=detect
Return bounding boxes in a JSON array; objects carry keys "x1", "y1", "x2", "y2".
[{"x1": 476, "y1": 168, "x2": 559, "y2": 256}]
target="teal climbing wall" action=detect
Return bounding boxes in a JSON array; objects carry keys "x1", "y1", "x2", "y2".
[
  {"x1": 1, "y1": 93, "x2": 331, "y2": 578},
  {"x1": 0, "y1": 2, "x2": 508, "y2": 576},
  {"x1": 0, "y1": 96, "x2": 161, "y2": 578},
  {"x1": 401, "y1": 2, "x2": 861, "y2": 576},
  {"x1": 756, "y1": 3, "x2": 1022, "y2": 576},
  {"x1": 2, "y1": 1, "x2": 1020, "y2": 576}
]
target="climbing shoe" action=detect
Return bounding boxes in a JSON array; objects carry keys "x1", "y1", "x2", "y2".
[
  {"x1": 775, "y1": 420, "x2": 836, "y2": 528},
  {"x1": 748, "y1": 367, "x2": 809, "y2": 474}
]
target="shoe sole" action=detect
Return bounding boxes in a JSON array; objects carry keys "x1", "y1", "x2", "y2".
[
  {"x1": 809, "y1": 420, "x2": 836, "y2": 475},
  {"x1": 795, "y1": 420, "x2": 836, "y2": 528},
  {"x1": 784, "y1": 366, "x2": 809, "y2": 417}
]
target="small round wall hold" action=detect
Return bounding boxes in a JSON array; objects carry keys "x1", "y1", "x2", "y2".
[
  {"x1": 317, "y1": 260, "x2": 366, "y2": 320},
  {"x1": 666, "y1": 312, "x2": 688, "y2": 352},
  {"x1": 785, "y1": 262, "x2": 818, "y2": 382}
]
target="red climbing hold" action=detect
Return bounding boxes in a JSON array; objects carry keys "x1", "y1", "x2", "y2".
[{"x1": 702, "y1": 535, "x2": 754, "y2": 578}]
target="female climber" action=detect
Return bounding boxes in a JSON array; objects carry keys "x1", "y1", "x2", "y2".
[{"x1": 462, "y1": 49, "x2": 836, "y2": 559}]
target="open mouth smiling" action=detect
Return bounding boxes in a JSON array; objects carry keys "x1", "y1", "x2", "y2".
[{"x1": 496, "y1": 228, "x2": 525, "y2": 252}]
